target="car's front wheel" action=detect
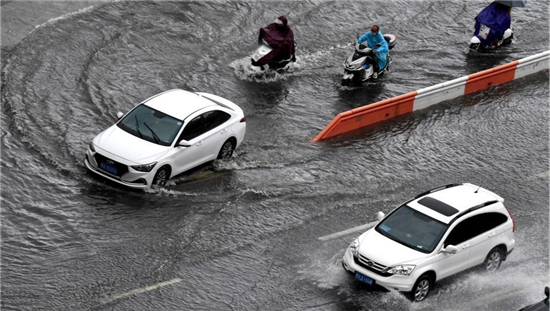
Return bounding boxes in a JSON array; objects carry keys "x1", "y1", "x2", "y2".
[
  {"x1": 411, "y1": 274, "x2": 432, "y2": 302},
  {"x1": 484, "y1": 247, "x2": 503, "y2": 273},
  {"x1": 217, "y1": 139, "x2": 235, "y2": 160},
  {"x1": 152, "y1": 166, "x2": 170, "y2": 187}
]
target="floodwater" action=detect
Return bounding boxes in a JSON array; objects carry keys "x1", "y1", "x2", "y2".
[{"x1": 1, "y1": 1, "x2": 549, "y2": 310}]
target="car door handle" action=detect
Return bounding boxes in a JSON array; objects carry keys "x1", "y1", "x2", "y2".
[
  {"x1": 220, "y1": 129, "x2": 228, "y2": 134},
  {"x1": 196, "y1": 141, "x2": 203, "y2": 146},
  {"x1": 488, "y1": 232, "x2": 496, "y2": 238},
  {"x1": 462, "y1": 244, "x2": 470, "y2": 249}
]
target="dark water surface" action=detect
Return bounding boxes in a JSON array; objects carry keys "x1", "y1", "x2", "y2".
[{"x1": 2, "y1": 1, "x2": 549, "y2": 310}]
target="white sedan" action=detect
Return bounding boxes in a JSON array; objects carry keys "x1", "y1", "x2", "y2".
[{"x1": 85, "y1": 89, "x2": 246, "y2": 189}]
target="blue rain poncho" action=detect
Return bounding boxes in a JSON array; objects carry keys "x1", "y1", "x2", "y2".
[
  {"x1": 474, "y1": 2, "x2": 511, "y2": 47},
  {"x1": 358, "y1": 30, "x2": 389, "y2": 70}
]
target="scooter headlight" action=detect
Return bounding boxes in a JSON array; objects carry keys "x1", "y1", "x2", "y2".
[{"x1": 131, "y1": 162, "x2": 157, "y2": 172}]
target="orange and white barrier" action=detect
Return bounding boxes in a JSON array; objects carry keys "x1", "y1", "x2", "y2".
[{"x1": 313, "y1": 50, "x2": 550, "y2": 142}]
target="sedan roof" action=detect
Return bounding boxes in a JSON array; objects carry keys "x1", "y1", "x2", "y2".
[{"x1": 143, "y1": 89, "x2": 216, "y2": 121}]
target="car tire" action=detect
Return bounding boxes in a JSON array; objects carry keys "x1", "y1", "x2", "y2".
[
  {"x1": 152, "y1": 166, "x2": 170, "y2": 187},
  {"x1": 217, "y1": 139, "x2": 235, "y2": 160},
  {"x1": 484, "y1": 247, "x2": 503, "y2": 273},
  {"x1": 410, "y1": 274, "x2": 432, "y2": 302}
]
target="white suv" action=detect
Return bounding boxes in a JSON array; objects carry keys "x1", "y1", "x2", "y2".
[{"x1": 342, "y1": 183, "x2": 515, "y2": 302}]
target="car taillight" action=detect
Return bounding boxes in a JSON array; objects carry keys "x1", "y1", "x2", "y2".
[
  {"x1": 240, "y1": 117, "x2": 246, "y2": 123},
  {"x1": 504, "y1": 206, "x2": 515, "y2": 232}
]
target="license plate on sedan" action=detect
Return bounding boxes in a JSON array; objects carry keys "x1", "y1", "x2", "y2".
[
  {"x1": 99, "y1": 162, "x2": 118, "y2": 175},
  {"x1": 355, "y1": 272, "x2": 374, "y2": 285}
]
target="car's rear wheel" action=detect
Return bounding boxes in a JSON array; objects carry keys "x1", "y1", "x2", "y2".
[
  {"x1": 152, "y1": 166, "x2": 170, "y2": 187},
  {"x1": 411, "y1": 274, "x2": 432, "y2": 302},
  {"x1": 484, "y1": 247, "x2": 503, "y2": 272},
  {"x1": 217, "y1": 139, "x2": 235, "y2": 160}
]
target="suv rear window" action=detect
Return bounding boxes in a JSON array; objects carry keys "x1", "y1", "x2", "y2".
[{"x1": 418, "y1": 197, "x2": 459, "y2": 216}]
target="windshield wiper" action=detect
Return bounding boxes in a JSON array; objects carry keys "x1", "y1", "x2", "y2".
[
  {"x1": 134, "y1": 115, "x2": 144, "y2": 139},
  {"x1": 143, "y1": 122, "x2": 161, "y2": 144}
]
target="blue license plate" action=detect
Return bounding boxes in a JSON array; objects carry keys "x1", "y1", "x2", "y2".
[
  {"x1": 100, "y1": 162, "x2": 118, "y2": 175},
  {"x1": 355, "y1": 272, "x2": 374, "y2": 285}
]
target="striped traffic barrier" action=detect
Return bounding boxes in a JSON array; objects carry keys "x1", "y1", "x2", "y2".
[{"x1": 313, "y1": 50, "x2": 550, "y2": 142}]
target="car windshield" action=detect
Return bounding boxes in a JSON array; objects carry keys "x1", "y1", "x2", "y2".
[
  {"x1": 117, "y1": 105, "x2": 183, "y2": 146},
  {"x1": 375, "y1": 205, "x2": 448, "y2": 253}
]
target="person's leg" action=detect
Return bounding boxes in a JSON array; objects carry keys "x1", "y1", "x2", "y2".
[
  {"x1": 373, "y1": 54, "x2": 380, "y2": 73},
  {"x1": 372, "y1": 54, "x2": 379, "y2": 78}
]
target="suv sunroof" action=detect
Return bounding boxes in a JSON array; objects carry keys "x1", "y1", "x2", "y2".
[{"x1": 418, "y1": 197, "x2": 459, "y2": 217}]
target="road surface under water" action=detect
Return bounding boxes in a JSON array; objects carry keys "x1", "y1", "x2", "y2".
[{"x1": 1, "y1": 1, "x2": 549, "y2": 310}]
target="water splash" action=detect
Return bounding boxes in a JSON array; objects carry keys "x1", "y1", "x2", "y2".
[{"x1": 229, "y1": 44, "x2": 349, "y2": 82}]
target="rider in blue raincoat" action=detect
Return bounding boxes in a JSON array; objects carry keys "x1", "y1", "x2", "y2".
[{"x1": 357, "y1": 25, "x2": 389, "y2": 78}]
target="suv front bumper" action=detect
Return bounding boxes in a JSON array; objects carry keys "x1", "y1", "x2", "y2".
[{"x1": 342, "y1": 248, "x2": 416, "y2": 292}]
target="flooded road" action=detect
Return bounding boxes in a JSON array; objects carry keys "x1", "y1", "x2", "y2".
[{"x1": 1, "y1": 1, "x2": 548, "y2": 310}]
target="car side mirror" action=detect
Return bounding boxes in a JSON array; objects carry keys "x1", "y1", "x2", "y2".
[
  {"x1": 178, "y1": 140, "x2": 191, "y2": 147},
  {"x1": 441, "y1": 245, "x2": 458, "y2": 254},
  {"x1": 376, "y1": 211, "x2": 385, "y2": 221},
  {"x1": 116, "y1": 111, "x2": 124, "y2": 119},
  {"x1": 545, "y1": 286, "x2": 549, "y2": 298}
]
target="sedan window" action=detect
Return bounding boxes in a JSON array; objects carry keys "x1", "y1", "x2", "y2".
[
  {"x1": 203, "y1": 110, "x2": 231, "y2": 132},
  {"x1": 117, "y1": 105, "x2": 183, "y2": 146},
  {"x1": 179, "y1": 116, "x2": 204, "y2": 141}
]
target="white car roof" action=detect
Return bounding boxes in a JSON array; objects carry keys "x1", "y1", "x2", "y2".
[
  {"x1": 408, "y1": 183, "x2": 504, "y2": 224},
  {"x1": 143, "y1": 89, "x2": 216, "y2": 121}
]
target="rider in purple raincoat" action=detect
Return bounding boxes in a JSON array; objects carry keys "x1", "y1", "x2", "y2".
[{"x1": 254, "y1": 15, "x2": 296, "y2": 69}]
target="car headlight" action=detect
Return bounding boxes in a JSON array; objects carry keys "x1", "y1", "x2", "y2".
[
  {"x1": 131, "y1": 162, "x2": 157, "y2": 172},
  {"x1": 89, "y1": 142, "x2": 96, "y2": 153},
  {"x1": 349, "y1": 239, "x2": 359, "y2": 257},
  {"x1": 387, "y1": 265, "x2": 416, "y2": 276}
]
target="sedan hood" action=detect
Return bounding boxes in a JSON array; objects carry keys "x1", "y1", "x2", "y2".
[
  {"x1": 358, "y1": 229, "x2": 428, "y2": 267},
  {"x1": 93, "y1": 125, "x2": 170, "y2": 164}
]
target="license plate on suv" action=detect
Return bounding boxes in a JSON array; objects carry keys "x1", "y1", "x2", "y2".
[
  {"x1": 355, "y1": 271, "x2": 374, "y2": 285},
  {"x1": 99, "y1": 162, "x2": 118, "y2": 175}
]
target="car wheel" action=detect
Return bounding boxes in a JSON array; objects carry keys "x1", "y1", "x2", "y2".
[
  {"x1": 152, "y1": 166, "x2": 170, "y2": 187},
  {"x1": 411, "y1": 275, "x2": 432, "y2": 302},
  {"x1": 217, "y1": 139, "x2": 235, "y2": 160},
  {"x1": 484, "y1": 247, "x2": 503, "y2": 273}
]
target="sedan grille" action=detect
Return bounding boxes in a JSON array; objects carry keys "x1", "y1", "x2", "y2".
[{"x1": 93, "y1": 153, "x2": 128, "y2": 177}]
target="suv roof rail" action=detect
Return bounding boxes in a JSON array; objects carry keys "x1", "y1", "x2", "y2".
[
  {"x1": 449, "y1": 200, "x2": 499, "y2": 225},
  {"x1": 414, "y1": 183, "x2": 463, "y2": 199}
]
